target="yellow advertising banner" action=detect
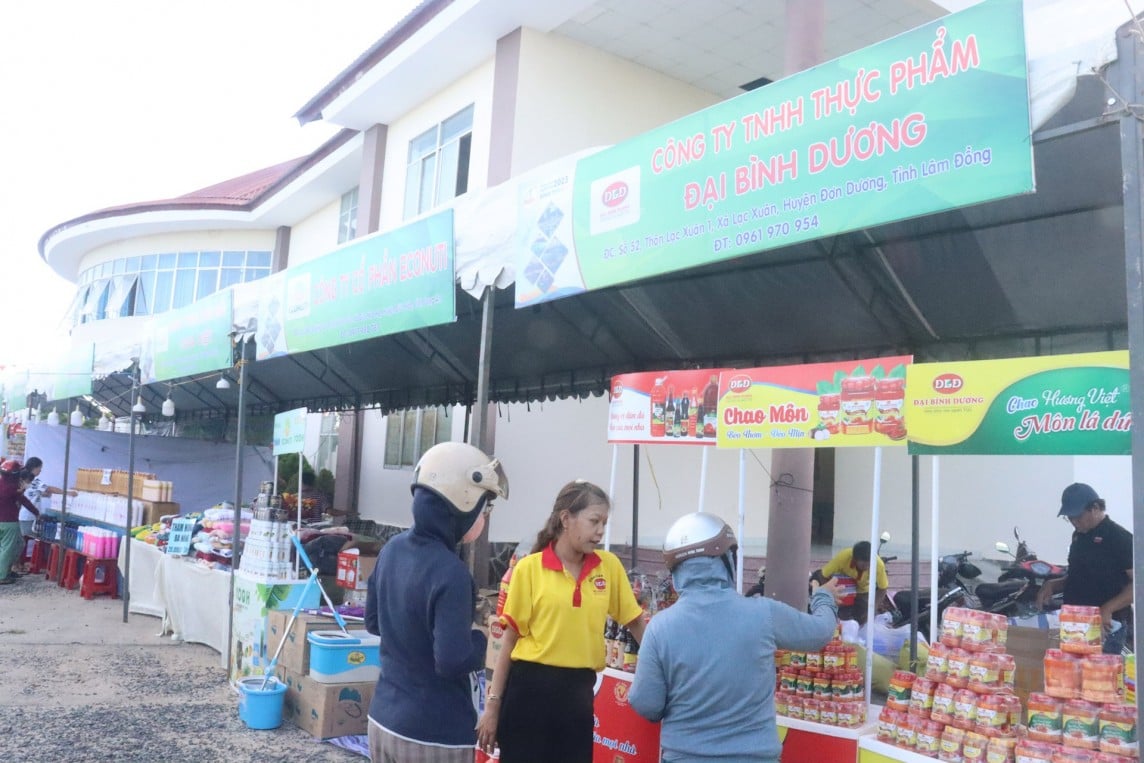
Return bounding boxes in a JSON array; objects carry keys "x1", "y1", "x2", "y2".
[{"x1": 905, "y1": 351, "x2": 1130, "y2": 455}]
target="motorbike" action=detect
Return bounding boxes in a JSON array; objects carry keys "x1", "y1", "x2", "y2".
[
  {"x1": 889, "y1": 550, "x2": 986, "y2": 634},
  {"x1": 988, "y1": 526, "x2": 1067, "y2": 617}
]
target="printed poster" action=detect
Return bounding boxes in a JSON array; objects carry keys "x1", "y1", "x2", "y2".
[
  {"x1": 607, "y1": 370, "x2": 728, "y2": 445},
  {"x1": 716, "y1": 356, "x2": 913, "y2": 448},
  {"x1": 905, "y1": 351, "x2": 1130, "y2": 455}
]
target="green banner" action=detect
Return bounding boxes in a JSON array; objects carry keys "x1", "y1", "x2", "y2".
[
  {"x1": 273, "y1": 407, "x2": 307, "y2": 456},
  {"x1": 518, "y1": 0, "x2": 1033, "y2": 306},
  {"x1": 50, "y1": 343, "x2": 94, "y2": 400},
  {"x1": 906, "y1": 352, "x2": 1130, "y2": 455},
  {"x1": 147, "y1": 289, "x2": 234, "y2": 383},
  {"x1": 258, "y1": 210, "x2": 455, "y2": 359}
]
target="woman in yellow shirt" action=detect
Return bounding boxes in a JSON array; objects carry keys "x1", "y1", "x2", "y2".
[{"x1": 477, "y1": 480, "x2": 645, "y2": 762}]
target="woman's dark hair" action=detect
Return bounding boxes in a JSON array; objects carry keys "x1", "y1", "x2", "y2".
[
  {"x1": 531, "y1": 480, "x2": 610, "y2": 554},
  {"x1": 24, "y1": 457, "x2": 42, "y2": 471}
]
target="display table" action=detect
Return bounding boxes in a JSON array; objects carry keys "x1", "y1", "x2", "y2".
[
  {"x1": 593, "y1": 668, "x2": 661, "y2": 763},
  {"x1": 118, "y1": 538, "x2": 165, "y2": 618},
  {"x1": 777, "y1": 710, "x2": 878, "y2": 763}
]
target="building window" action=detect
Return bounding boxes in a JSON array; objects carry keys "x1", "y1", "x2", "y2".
[
  {"x1": 403, "y1": 105, "x2": 473, "y2": 220},
  {"x1": 72, "y1": 249, "x2": 272, "y2": 326},
  {"x1": 338, "y1": 187, "x2": 359, "y2": 244},
  {"x1": 384, "y1": 407, "x2": 451, "y2": 468}
]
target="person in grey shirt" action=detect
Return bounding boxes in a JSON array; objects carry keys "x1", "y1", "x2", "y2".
[{"x1": 630, "y1": 512, "x2": 840, "y2": 763}]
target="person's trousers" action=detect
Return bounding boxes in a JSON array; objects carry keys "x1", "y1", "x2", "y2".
[
  {"x1": 0, "y1": 522, "x2": 21, "y2": 576},
  {"x1": 496, "y1": 660, "x2": 596, "y2": 763},
  {"x1": 367, "y1": 719, "x2": 474, "y2": 763}
]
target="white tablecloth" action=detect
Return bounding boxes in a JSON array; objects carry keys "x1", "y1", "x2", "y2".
[{"x1": 118, "y1": 538, "x2": 232, "y2": 667}]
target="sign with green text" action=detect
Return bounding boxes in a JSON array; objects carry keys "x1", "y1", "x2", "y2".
[
  {"x1": 261, "y1": 210, "x2": 455, "y2": 358},
  {"x1": 148, "y1": 290, "x2": 233, "y2": 383},
  {"x1": 273, "y1": 407, "x2": 307, "y2": 456},
  {"x1": 50, "y1": 343, "x2": 94, "y2": 400},
  {"x1": 517, "y1": 0, "x2": 1033, "y2": 306},
  {"x1": 905, "y1": 352, "x2": 1130, "y2": 455}
]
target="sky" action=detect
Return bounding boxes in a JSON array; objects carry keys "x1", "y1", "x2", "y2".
[{"x1": 0, "y1": 0, "x2": 422, "y2": 369}]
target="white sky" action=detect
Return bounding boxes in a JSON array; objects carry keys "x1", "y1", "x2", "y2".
[{"x1": 0, "y1": 0, "x2": 421, "y2": 369}]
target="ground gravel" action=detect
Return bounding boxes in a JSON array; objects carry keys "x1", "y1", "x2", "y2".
[{"x1": 0, "y1": 573, "x2": 362, "y2": 762}]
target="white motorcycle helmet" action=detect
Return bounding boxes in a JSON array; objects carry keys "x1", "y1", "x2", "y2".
[
  {"x1": 663, "y1": 512, "x2": 738, "y2": 576},
  {"x1": 412, "y1": 442, "x2": 509, "y2": 514}
]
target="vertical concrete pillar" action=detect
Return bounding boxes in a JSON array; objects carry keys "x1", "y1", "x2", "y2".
[{"x1": 764, "y1": 0, "x2": 824, "y2": 610}]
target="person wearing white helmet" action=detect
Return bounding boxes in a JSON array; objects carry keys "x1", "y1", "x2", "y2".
[
  {"x1": 629, "y1": 512, "x2": 841, "y2": 763},
  {"x1": 364, "y1": 442, "x2": 508, "y2": 763},
  {"x1": 0, "y1": 459, "x2": 38, "y2": 585}
]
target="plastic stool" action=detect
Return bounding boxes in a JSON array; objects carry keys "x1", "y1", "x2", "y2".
[
  {"x1": 60, "y1": 549, "x2": 86, "y2": 590},
  {"x1": 28, "y1": 539, "x2": 52, "y2": 575},
  {"x1": 80, "y1": 558, "x2": 119, "y2": 600},
  {"x1": 45, "y1": 543, "x2": 63, "y2": 582}
]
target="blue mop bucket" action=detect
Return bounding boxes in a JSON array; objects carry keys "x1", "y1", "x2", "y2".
[{"x1": 238, "y1": 676, "x2": 288, "y2": 730}]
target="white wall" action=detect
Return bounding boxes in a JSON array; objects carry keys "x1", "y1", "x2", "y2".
[
  {"x1": 288, "y1": 198, "x2": 342, "y2": 267},
  {"x1": 378, "y1": 62, "x2": 496, "y2": 232},
  {"x1": 511, "y1": 29, "x2": 721, "y2": 174},
  {"x1": 833, "y1": 448, "x2": 1132, "y2": 567}
]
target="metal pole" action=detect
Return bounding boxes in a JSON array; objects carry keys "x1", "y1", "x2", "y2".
[
  {"x1": 227, "y1": 339, "x2": 248, "y2": 677},
  {"x1": 631, "y1": 444, "x2": 639, "y2": 571},
  {"x1": 930, "y1": 457, "x2": 940, "y2": 646},
  {"x1": 737, "y1": 450, "x2": 746, "y2": 593},
  {"x1": 864, "y1": 447, "x2": 882, "y2": 707},
  {"x1": 697, "y1": 446, "x2": 709, "y2": 513},
  {"x1": 1116, "y1": 19, "x2": 1144, "y2": 673},
  {"x1": 122, "y1": 363, "x2": 139, "y2": 623},
  {"x1": 909, "y1": 455, "x2": 920, "y2": 671},
  {"x1": 54, "y1": 399, "x2": 75, "y2": 581},
  {"x1": 604, "y1": 444, "x2": 618, "y2": 550}
]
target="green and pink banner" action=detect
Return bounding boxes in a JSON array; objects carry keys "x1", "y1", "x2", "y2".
[
  {"x1": 257, "y1": 210, "x2": 455, "y2": 359},
  {"x1": 517, "y1": 0, "x2": 1033, "y2": 306}
]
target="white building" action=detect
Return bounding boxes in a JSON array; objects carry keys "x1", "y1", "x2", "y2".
[{"x1": 38, "y1": 0, "x2": 1134, "y2": 574}]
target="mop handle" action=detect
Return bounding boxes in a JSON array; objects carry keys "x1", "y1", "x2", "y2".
[
  {"x1": 290, "y1": 533, "x2": 349, "y2": 633},
  {"x1": 259, "y1": 571, "x2": 319, "y2": 690}
]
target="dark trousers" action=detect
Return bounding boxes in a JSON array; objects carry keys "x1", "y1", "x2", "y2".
[{"x1": 497, "y1": 660, "x2": 596, "y2": 763}]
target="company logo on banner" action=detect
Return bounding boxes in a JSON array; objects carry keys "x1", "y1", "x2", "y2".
[
  {"x1": 717, "y1": 356, "x2": 912, "y2": 448},
  {"x1": 607, "y1": 370, "x2": 728, "y2": 445},
  {"x1": 273, "y1": 407, "x2": 308, "y2": 456},
  {"x1": 906, "y1": 351, "x2": 1130, "y2": 455},
  {"x1": 517, "y1": 0, "x2": 1032, "y2": 307}
]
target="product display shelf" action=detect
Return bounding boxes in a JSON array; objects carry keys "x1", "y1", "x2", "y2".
[
  {"x1": 857, "y1": 735, "x2": 940, "y2": 763},
  {"x1": 42, "y1": 509, "x2": 125, "y2": 537},
  {"x1": 777, "y1": 707, "x2": 879, "y2": 763}
]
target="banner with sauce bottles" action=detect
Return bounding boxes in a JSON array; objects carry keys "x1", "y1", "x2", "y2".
[
  {"x1": 716, "y1": 356, "x2": 913, "y2": 449},
  {"x1": 607, "y1": 370, "x2": 730, "y2": 444},
  {"x1": 905, "y1": 351, "x2": 1130, "y2": 455}
]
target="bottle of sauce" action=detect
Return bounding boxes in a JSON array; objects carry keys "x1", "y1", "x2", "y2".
[
  {"x1": 650, "y1": 377, "x2": 666, "y2": 437},
  {"x1": 687, "y1": 388, "x2": 698, "y2": 437},
  {"x1": 677, "y1": 390, "x2": 689, "y2": 438},
  {"x1": 702, "y1": 375, "x2": 719, "y2": 438},
  {"x1": 665, "y1": 387, "x2": 676, "y2": 438}
]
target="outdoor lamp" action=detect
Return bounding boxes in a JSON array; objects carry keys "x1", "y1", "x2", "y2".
[
  {"x1": 131, "y1": 397, "x2": 146, "y2": 414},
  {"x1": 99, "y1": 415, "x2": 112, "y2": 431},
  {"x1": 162, "y1": 396, "x2": 175, "y2": 417},
  {"x1": 216, "y1": 376, "x2": 231, "y2": 390},
  {"x1": 47, "y1": 407, "x2": 60, "y2": 426},
  {"x1": 70, "y1": 407, "x2": 84, "y2": 427}
]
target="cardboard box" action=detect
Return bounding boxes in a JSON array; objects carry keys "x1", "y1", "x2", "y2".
[
  {"x1": 265, "y1": 609, "x2": 366, "y2": 675},
  {"x1": 336, "y1": 549, "x2": 378, "y2": 590},
  {"x1": 276, "y1": 666, "x2": 374, "y2": 739},
  {"x1": 1008, "y1": 625, "x2": 1057, "y2": 706}
]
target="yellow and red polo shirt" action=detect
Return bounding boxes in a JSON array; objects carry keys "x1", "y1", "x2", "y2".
[{"x1": 500, "y1": 544, "x2": 643, "y2": 670}]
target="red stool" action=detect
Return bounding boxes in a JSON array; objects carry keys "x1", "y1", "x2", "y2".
[
  {"x1": 80, "y1": 557, "x2": 119, "y2": 600},
  {"x1": 60, "y1": 549, "x2": 86, "y2": 590},
  {"x1": 45, "y1": 543, "x2": 63, "y2": 582},
  {"x1": 28, "y1": 538, "x2": 52, "y2": 574}
]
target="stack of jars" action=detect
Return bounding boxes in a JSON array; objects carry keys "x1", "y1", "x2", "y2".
[
  {"x1": 1026, "y1": 606, "x2": 1138, "y2": 761},
  {"x1": 774, "y1": 640, "x2": 867, "y2": 728},
  {"x1": 875, "y1": 606, "x2": 1024, "y2": 761}
]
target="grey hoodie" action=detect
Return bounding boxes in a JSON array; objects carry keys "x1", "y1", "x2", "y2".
[{"x1": 629, "y1": 556, "x2": 837, "y2": 763}]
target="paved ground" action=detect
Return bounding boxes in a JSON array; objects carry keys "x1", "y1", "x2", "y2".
[{"x1": 0, "y1": 573, "x2": 363, "y2": 763}]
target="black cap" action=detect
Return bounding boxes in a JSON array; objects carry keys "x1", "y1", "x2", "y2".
[{"x1": 1058, "y1": 482, "x2": 1100, "y2": 517}]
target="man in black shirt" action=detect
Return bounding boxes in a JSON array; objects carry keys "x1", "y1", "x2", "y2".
[{"x1": 1037, "y1": 482, "x2": 1133, "y2": 654}]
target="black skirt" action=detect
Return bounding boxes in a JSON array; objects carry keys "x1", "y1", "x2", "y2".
[{"x1": 496, "y1": 660, "x2": 597, "y2": 763}]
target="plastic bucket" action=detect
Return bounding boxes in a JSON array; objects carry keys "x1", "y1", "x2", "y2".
[{"x1": 237, "y1": 676, "x2": 287, "y2": 730}]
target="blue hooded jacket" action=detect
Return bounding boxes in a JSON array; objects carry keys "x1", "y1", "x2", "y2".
[
  {"x1": 365, "y1": 487, "x2": 487, "y2": 746},
  {"x1": 629, "y1": 556, "x2": 837, "y2": 763}
]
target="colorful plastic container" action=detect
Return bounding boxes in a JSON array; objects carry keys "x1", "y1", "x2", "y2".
[{"x1": 307, "y1": 630, "x2": 381, "y2": 683}]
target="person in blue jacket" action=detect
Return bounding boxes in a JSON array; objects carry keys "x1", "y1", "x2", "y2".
[
  {"x1": 630, "y1": 512, "x2": 841, "y2": 763},
  {"x1": 365, "y1": 442, "x2": 508, "y2": 763}
]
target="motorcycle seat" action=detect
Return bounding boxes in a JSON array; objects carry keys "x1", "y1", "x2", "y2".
[{"x1": 975, "y1": 580, "x2": 1024, "y2": 600}]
